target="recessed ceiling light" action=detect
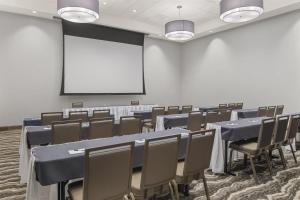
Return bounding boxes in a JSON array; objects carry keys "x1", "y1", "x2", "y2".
[
  {"x1": 132, "y1": 9, "x2": 137, "y2": 13},
  {"x1": 103, "y1": 2, "x2": 107, "y2": 5},
  {"x1": 209, "y1": 30, "x2": 214, "y2": 33},
  {"x1": 32, "y1": 10, "x2": 37, "y2": 14}
]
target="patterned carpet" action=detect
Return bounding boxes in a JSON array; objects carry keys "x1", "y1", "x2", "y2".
[{"x1": 1, "y1": 129, "x2": 300, "y2": 200}]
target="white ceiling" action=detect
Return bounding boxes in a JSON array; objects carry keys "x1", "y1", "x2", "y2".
[{"x1": 0, "y1": 0, "x2": 300, "y2": 42}]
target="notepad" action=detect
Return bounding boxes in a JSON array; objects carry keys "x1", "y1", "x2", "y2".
[
  {"x1": 226, "y1": 123, "x2": 236, "y2": 126},
  {"x1": 180, "y1": 132, "x2": 189, "y2": 137},
  {"x1": 43, "y1": 127, "x2": 51, "y2": 130},
  {"x1": 68, "y1": 149, "x2": 85, "y2": 155},
  {"x1": 135, "y1": 139, "x2": 145, "y2": 144}
]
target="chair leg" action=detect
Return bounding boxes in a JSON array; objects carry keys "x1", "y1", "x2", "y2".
[
  {"x1": 278, "y1": 147, "x2": 287, "y2": 169},
  {"x1": 171, "y1": 180, "x2": 179, "y2": 200},
  {"x1": 202, "y1": 175, "x2": 210, "y2": 200},
  {"x1": 249, "y1": 156, "x2": 258, "y2": 184},
  {"x1": 263, "y1": 151, "x2": 273, "y2": 176},
  {"x1": 228, "y1": 149, "x2": 233, "y2": 173},
  {"x1": 168, "y1": 182, "x2": 176, "y2": 200},
  {"x1": 244, "y1": 154, "x2": 248, "y2": 167},
  {"x1": 290, "y1": 144, "x2": 297, "y2": 164}
]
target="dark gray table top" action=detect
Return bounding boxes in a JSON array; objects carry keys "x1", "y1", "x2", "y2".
[{"x1": 33, "y1": 128, "x2": 189, "y2": 186}]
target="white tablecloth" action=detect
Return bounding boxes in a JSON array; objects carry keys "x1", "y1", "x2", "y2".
[
  {"x1": 63, "y1": 104, "x2": 158, "y2": 120},
  {"x1": 19, "y1": 127, "x2": 31, "y2": 184}
]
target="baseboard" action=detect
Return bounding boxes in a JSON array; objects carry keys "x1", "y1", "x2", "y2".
[{"x1": 0, "y1": 125, "x2": 22, "y2": 131}]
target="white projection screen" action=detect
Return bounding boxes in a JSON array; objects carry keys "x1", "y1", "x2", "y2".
[{"x1": 61, "y1": 21, "x2": 145, "y2": 95}]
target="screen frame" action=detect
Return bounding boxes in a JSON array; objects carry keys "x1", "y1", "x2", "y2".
[{"x1": 60, "y1": 21, "x2": 146, "y2": 96}]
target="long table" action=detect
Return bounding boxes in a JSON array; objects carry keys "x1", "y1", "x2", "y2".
[
  {"x1": 25, "y1": 128, "x2": 189, "y2": 200},
  {"x1": 231, "y1": 108, "x2": 258, "y2": 121}
]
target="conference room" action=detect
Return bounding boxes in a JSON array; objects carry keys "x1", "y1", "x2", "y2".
[{"x1": 1, "y1": 0, "x2": 300, "y2": 199}]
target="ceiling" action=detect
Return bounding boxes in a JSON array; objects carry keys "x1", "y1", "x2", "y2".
[{"x1": 0, "y1": 0, "x2": 300, "y2": 42}]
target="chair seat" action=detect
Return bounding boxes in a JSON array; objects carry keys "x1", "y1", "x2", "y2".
[
  {"x1": 69, "y1": 182, "x2": 83, "y2": 200},
  {"x1": 143, "y1": 119, "x2": 152, "y2": 123},
  {"x1": 230, "y1": 141, "x2": 258, "y2": 154},
  {"x1": 143, "y1": 122, "x2": 154, "y2": 128}
]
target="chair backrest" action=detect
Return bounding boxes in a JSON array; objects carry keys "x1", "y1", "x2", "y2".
[
  {"x1": 275, "y1": 105, "x2": 284, "y2": 116},
  {"x1": 181, "y1": 105, "x2": 193, "y2": 114},
  {"x1": 120, "y1": 116, "x2": 141, "y2": 135},
  {"x1": 89, "y1": 118, "x2": 114, "y2": 139},
  {"x1": 219, "y1": 104, "x2": 227, "y2": 109},
  {"x1": 167, "y1": 106, "x2": 180, "y2": 115},
  {"x1": 131, "y1": 100, "x2": 139, "y2": 105},
  {"x1": 72, "y1": 102, "x2": 83, "y2": 108},
  {"x1": 140, "y1": 135, "x2": 180, "y2": 190},
  {"x1": 228, "y1": 103, "x2": 236, "y2": 109},
  {"x1": 273, "y1": 115, "x2": 289, "y2": 145},
  {"x1": 183, "y1": 130, "x2": 215, "y2": 177},
  {"x1": 83, "y1": 142, "x2": 134, "y2": 200},
  {"x1": 286, "y1": 114, "x2": 300, "y2": 140},
  {"x1": 206, "y1": 111, "x2": 218, "y2": 123},
  {"x1": 51, "y1": 120, "x2": 81, "y2": 144},
  {"x1": 93, "y1": 109, "x2": 110, "y2": 119},
  {"x1": 219, "y1": 110, "x2": 232, "y2": 122},
  {"x1": 151, "y1": 107, "x2": 165, "y2": 124},
  {"x1": 187, "y1": 111, "x2": 204, "y2": 132},
  {"x1": 236, "y1": 103, "x2": 243, "y2": 109},
  {"x1": 41, "y1": 112, "x2": 63, "y2": 126},
  {"x1": 257, "y1": 118, "x2": 276, "y2": 149},
  {"x1": 266, "y1": 106, "x2": 276, "y2": 117},
  {"x1": 257, "y1": 106, "x2": 267, "y2": 117},
  {"x1": 69, "y1": 111, "x2": 89, "y2": 122}
]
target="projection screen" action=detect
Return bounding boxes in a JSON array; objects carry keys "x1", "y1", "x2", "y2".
[{"x1": 61, "y1": 21, "x2": 145, "y2": 95}]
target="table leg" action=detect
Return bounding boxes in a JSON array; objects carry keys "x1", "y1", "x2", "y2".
[{"x1": 224, "y1": 140, "x2": 236, "y2": 176}]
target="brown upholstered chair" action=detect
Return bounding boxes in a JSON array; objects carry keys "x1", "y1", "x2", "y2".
[
  {"x1": 181, "y1": 105, "x2": 193, "y2": 114},
  {"x1": 219, "y1": 110, "x2": 232, "y2": 122},
  {"x1": 41, "y1": 112, "x2": 63, "y2": 126},
  {"x1": 131, "y1": 100, "x2": 140, "y2": 105},
  {"x1": 167, "y1": 106, "x2": 180, "y2": 115},
  {"x1": 257, "y1": 106, "x2": 267, "y2": 117},
  {"x1": 229, "y1": 118, "x2": 276, "y2": 183},
  {"x1": 69, "y1": 111, "x2": 89, "y2": 122},
  {"x1": 68, "y1": 142, "x2": 135, "y2": 200},
  {"x1": 143, "y1": 107, "x2": 165, "y2": 131},
  {"x1": 89, "y1": 118, "x2": 114, "y2": 139},
  {"x1": 92, "y1": 109, "x2": 110, "y2": 119},
  {"x1": 236, "y1": 103, "x2": 243, "y2": 109},
  {"x1": 176, "y1": 130, "x2": 215, "y2": 199},
  {"x1": 206, "y1": 111, "x2": 218, "y2": 124},
  {"x1": 228, "y1": 103, "x2": 236, "y2": 109},
  {"x1": 219, "y1": 104, "x2": 227, "y2": 109},
  {"x1": 131, "y1": 135, "x2": 180, "y2": 200},
  {"x1": 275, "y1": 105, "x2": 284, "y2": 116},
  {"x1": 51, "y1": 120, "x2": 81, "y2": 144},
  {"x1": 283, "y1": 114, "x2": 300, "y2": 164},
  {"x1": 120, "y1": 116, "x2": 141, "y2": 135},
  {"x1": 266, "y1": 106, "x2": 276, "y2": 117},
  {"x1": 269, "y1": 115, "x2": 289, "y2": 169},
  {"x1": 187, "y1": 111, "x2": 205, "y2": 132},
  {"x1": 72, "y1": 102, "x2": 83, "y2": 108}
]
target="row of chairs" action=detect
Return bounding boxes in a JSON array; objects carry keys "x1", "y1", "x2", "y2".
[
  {"x1": 257, "y1": 105, "x2": 284, "y2": 117},
  {"x1": 71, "y1": 100, "x2": 140, "y2": 108},
  {"x1": 229, "y1": 114, "x2": 300, "y2": 183},
  {"x1": 219, "y1": 103, "x2": 243, "y2": 110},
  {"x1": 68, "y1": 129, "x2": 215, "y2": 200}
]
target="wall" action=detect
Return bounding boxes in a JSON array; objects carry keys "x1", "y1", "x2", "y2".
[
  {"x1": 0, "y1": 12, "x2": 182, "y2": 126},
  {"x1": 181, "y1": 10, "x2": 300, "y2": 113}
]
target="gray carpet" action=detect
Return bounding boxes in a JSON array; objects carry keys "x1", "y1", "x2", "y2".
[{"x1": 1, "y1": 129, "x2": 300, "y2": 200}]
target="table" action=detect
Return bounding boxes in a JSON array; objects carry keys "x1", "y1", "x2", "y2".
[
  {"x1": 231, "y1": 108, "x2": 258, "y2": 121},
  {"x1": 25, "y1": 128, "x2": 189, "y2": 200},
  {"x1": 132, "y1": 110, "x2": 152, "y2": 120},
  {"x1": 198, "y1": 106, "x2": 219, "y2": 112}
]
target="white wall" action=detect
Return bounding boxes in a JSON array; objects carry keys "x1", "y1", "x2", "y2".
[
  {"x1": 0, "y1": 12, "x2": 182, "y2": 126},
  {"x1": 181, "y1": 10, "x2": 300, "y2": 112}
]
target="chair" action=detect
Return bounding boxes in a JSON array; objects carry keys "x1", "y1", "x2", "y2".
[
  {"x1": 181, "y1": 105, "x2": 193, "y2": 114},
  {"x1": 69, "y1": 111, "x2": 89, "y2": 122},
  {"x1": 206, "y1": 111, "x2": 218, "y2": 124},
  {"x1": 266, "y1": 106, "x2": 276, "y2": 117},
  {"x1": 131, "y1": 135, "x2": 180, "y2": 200},
  {"x1": 41, "y1": 112, "x2": 63, "y2": 126},
  {"x1": 257, "y1": 106, "x2": 267, "y2": 117},
  {"x1": 229, "y1": 118, "x2": 276, "y2": 183},
  {"x1": 131, "y1": 100, "x2": 140, "y2": 105},
  {"x1": 187, "y1": 111, "x2": 205, "y2": 132},
  {"x1": 72, "y1": 102, "x2": 83, "y2": 108},
  {"x1": 68, "y1": 142, "x2": 135, "y2": 200},
  {"x1": 275, "y1": 105, "x2": 284, "y2": 116},
  {"x1": 167, "y1": 106, "x2": 180, "y2": 115},
  {"x1": 219, "y1": 104, "x2": 227, "y2": 109},
  {"x1": 219, "y1": 110, "x2": 232, "y2": 122},
  {"x1": 228, "y1": 103, "x2": 236, "y2": 109},
  {"x1": 93, "y1": 109, "x2": 110, "y2": 119},
  {"x1": 89, "y1": 118, "x2": 114, "y2": 139},
  {"x1": 283, "y1": 114, "x2": 300, "y2": 164},
  {"x1": 143, "y1": 107, "x2": 165, "y2": 131},
  {"x1": 270, "y1": 115, "x2": 289, "y2": 169},
  {"x1": 176, "y1": 130, "x2": 215, "y2": 199},
  {"x1": 236, "y1": 103, "x2": 243, "y2": 109},
  {"x1": 120, "y1": 116, "x2": 141, "y2": 135},
  {"x1": 51, "y1": 120, "x2": 81, "y2": 144}
]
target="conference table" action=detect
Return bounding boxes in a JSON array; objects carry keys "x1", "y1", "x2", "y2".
[
  {"x1": 231, "y1": 108, "x2": 258, "y2": 121},
  {"x1": 25, "y1": 128, "x2": 189, "y2": 200}
]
